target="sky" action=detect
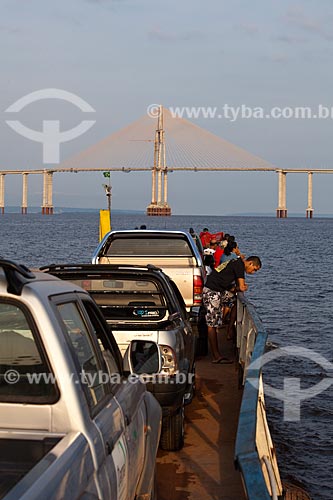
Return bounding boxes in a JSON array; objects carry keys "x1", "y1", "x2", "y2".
[{"x1": 1, "y1": 0, "x2": 333, "y2": 215}]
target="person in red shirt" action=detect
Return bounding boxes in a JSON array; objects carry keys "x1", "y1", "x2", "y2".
[
  {"x1": 212, "y1": 241, "x2": 224, "y2": 268},
  {"x1": 199, "y1": 228, "x2": 211, "y2": 249}
]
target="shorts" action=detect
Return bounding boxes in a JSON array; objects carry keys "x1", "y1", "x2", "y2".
[{"x1": 202, "y1": 287, "x2": 236, "y2": 327}]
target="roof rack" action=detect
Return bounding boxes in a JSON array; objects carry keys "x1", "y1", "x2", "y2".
[{"x1": 0, "y1": 259, "x2": 36, "y2": 296}]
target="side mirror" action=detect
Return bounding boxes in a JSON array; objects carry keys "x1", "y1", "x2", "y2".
[
  {"x1": 168, "y1": 311, "x2": 181, "y2": 324},
  {"x1": 128, "y1": 340, "x2": 162, "y2": 375}
]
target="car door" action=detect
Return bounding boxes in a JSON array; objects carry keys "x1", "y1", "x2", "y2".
[
  {"x1": 54, "y1": 296, "x2": 129, "y2": 499},
  {"x1": 79, "y1": 297, "x2": 147, "y2": 500}
]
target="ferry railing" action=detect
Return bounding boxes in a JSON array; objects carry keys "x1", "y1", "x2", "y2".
[{"x1": 235, "y1": 293, "x2": 283, "y2": 500}]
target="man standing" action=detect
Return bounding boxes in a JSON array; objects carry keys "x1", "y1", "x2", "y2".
[
  {"x1": 202, "y1": 239, "x2": 217, "y2": 274},
  {"x1": 202, "y1": 256, "x2": 261, "y2": 363}
]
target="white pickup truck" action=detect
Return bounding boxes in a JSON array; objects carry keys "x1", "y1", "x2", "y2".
[
  {"x1": 92, "y1": 230, "x2": 205, "y2": 310},
  {"x1": 0, "y1": 259, "x2": 161, "y2": 500}
]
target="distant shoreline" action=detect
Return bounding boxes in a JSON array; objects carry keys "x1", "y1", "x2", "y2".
[
  {"x1": 2, "y1": 207, "x2": 145, "y2": 215},
  {"x1": 2, "y1": 207, "x2": 333, "y2": 217}
]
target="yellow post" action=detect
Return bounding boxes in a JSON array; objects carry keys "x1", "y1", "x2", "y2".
[{"x1": 99, "y1": 209, "x2": 111, "y2": 241}]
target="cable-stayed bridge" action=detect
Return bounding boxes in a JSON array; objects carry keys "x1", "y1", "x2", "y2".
[{"x1": 1, "y1": 107, "x2": 332, "y2": 217}]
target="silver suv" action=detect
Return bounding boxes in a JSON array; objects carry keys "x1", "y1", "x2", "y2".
[{"x1": 0, "y1": 259, "x2": 161, "y2": 500}]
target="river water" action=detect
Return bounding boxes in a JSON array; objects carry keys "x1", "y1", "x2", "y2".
[{"x1": 1, "y1": 212, "x2": 332, "y2": 500}]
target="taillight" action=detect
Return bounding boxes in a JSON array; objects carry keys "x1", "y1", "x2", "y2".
[
  {"x1": 82, "y1": 280, "x2": 91, "y2": 290},
  {"x1": 193, "y1": 275, "x2": 203, "y2": 305},
  {"x1": 160, "y1": 345, "x2": 178, "y2": 374}
]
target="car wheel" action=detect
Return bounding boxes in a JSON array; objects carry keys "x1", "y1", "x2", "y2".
[{"x1": 160, "y1": 400, "x2": 185, "y2": 451}]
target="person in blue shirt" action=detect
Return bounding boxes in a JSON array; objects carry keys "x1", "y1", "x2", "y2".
[{"x1": 221, "y1": 240, "x2": 245, "y2": 263}]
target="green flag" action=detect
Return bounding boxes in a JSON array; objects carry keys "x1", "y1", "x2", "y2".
[{"x1": 103, "y1": 171, "x2": 110, "y2": 178}]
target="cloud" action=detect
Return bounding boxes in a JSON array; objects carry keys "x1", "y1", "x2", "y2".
[
  {"x1": 285, "y1": 6, "x2": 333, "y2": 40},
  {"x1": 148, "y1": 27, "x2": 204, "y2": 43},
  {"x1": 236, "y1": 23, "x2": 259, "y2": 37},
  {"x1": 0, "y1": 24, "x2": 21, "y2": 34},
  {"x1": 265, "y1": 53, "x2": 290, "y2": 63},
  {"x1": 84, "y1": 0, "x2": 129, "y2": 9},
  {"x1": 273, "y1": 34, "x2": 307, "y2": 44}
]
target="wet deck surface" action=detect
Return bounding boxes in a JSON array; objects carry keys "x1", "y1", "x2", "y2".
[{"x1": 156, "y1": 335, "x2": 246, "y2": 500}]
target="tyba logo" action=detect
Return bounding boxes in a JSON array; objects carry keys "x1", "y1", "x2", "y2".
[
  {"x1": 5, "y1": 88, "x2": 96, "y2": 164},
  {"x1": 247, "y1": 346, "x2": 333, "y2": 421}
]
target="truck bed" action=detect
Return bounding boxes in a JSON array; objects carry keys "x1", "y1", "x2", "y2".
[{"x1": 0, "y1": 438, "x2": 60, "y2": 499}]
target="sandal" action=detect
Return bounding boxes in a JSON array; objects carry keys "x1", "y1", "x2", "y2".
[
  {"x1": 212, "y1": 358, "x2": 223, "y2": 364},
  {"x1": 212, "y1": 357, "x2": 233, "y2": 364},
  {"x1": 218, "y1": 357, "x2": 233, "y2": 364}
]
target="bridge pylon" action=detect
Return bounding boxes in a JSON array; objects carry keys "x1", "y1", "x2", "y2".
[{"x1": 146, "y1": 106, "x2": 171, "y2": 216}]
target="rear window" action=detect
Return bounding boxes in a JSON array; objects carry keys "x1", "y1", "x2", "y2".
[
  {"x1": 69, "y1": 277, "x2": 169, "y2": 321},
  {"x1": 105, "y1": 236, "x2": 193, "y2": 257}
]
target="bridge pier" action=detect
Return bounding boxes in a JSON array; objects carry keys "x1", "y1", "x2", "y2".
[
  {"x1": 276, "y1": 209, "x2": 288, "y2": 218},
  {"x1": 42, "y1": 171, "x2": 54, "y2": 215},
  {"x1": 146, "y1": 168, "x2": 171, "y2": 216},
  {"x1": 21, "y1": 173, "x2": 28, "y2": 214},
  {"x1": 0, "y1": 174, "x2": 5, "y2": 214},
  {"x1": 146, "y1": 203, "x2": 172, "y2": 216},
  {"x1": 276, "y1": 170, "x2": 287, "y2": 218},
  {"x1": 306, "y1": 172, "x2": 313, "y2": 218}
]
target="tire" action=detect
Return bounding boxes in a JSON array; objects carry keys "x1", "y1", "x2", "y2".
[{"x1": 160, "y1": 402, "x2": 185, "y2": 451}]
